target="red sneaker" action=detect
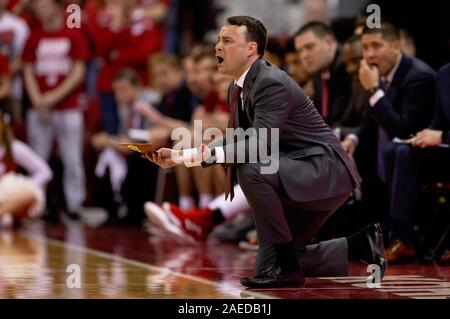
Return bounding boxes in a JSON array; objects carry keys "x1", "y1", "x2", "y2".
[{"x1": 162, "y1": 203, "x2": 215, "y2": 243}]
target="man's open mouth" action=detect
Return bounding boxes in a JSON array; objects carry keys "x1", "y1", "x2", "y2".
[{"x1": 217, "y1": 56, "x2": 224, "y2": 64}]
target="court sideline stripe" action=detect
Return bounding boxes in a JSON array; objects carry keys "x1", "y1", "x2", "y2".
[{"x1": 20, "y1": 232, "x2": 278, "y2": 300}]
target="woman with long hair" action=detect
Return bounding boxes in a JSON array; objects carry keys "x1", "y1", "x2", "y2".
[{"x1": 0, "y1": 107, "x2": 53, "y2": 227}]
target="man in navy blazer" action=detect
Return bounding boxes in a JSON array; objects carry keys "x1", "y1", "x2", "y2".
[
  {"x1": 341, "y1": 22, "x2": 436, "y2": 235},
  {"x1": 380, "y1": 63, "x2": 450, "y2": 262}
]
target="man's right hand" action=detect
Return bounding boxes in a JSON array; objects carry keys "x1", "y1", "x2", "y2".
[
  {"x1": 143, "y1": 147, "x2": 178, "y2": 169},
  {"x1": 341, "y1": 137, "x2": 356, "y2": 156},
  {"x1": 359, "y1": 59, "x2": 380, "y2": 90}
]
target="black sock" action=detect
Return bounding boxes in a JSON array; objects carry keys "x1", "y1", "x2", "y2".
[
  {"x1": 274, "y1": 241, "x2": 300, "y2": 273},
  {"x1": 346, "y1": 230, "x2": 371, "y2": 260},
  {"x1": 211, "y1": 208, "x2": 225, "y2": 225}
]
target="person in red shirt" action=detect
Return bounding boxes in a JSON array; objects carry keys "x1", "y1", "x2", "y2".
[
  {"x1": 93, "y1": 0, "x2": 168, "y2": 135},
  {"x1": 22, "y1": 0, "x2": 89, "y2": 221}
]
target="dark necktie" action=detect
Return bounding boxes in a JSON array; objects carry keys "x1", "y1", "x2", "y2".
[
  {"x1": 225, "y1": 84, "x2": 242, "y2": 201},
  {"x1": 377, "y1": 78, "x2": 390, "y2": 182}
]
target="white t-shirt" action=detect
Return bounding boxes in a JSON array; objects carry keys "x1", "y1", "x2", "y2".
[{"x1": 0, "y1": 11, "x2": 30, "y2": 98}]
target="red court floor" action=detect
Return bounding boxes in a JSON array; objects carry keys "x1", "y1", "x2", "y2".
[{"x1": 0, "y1": 222, "x2": 449, "y2": 299}]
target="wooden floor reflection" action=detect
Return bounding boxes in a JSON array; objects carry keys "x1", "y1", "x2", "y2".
[
  {"x1": 0, "y1": 223, "x2": 449, "y2": 299},
  {"x1": 0, "y1": 232, "x2": 250, "y2": 298}
]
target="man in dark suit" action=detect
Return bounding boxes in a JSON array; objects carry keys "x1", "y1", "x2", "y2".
[
  {"x1": 381, "y1": 63, "x2": 450, "y2": 262},
  {"x1": 334, "y1": 34, "x2": 368, "y2": 139},
  {"x1": 148, "y1": 16, "x2": 386, "y2": 288},
  {"x1": 294, "y1": 22, "x2": 352, "y2": 126},
  {"x1": 341, "y1": 22, "x2": 436, "y2": 250}
]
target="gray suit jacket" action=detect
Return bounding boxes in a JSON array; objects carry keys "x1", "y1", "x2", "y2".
[{"x1": 209, "y1": 59, "x2": 361, "y2": 203}]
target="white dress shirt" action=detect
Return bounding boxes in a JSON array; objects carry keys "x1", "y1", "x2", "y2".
[{"x1": 214, "y1": 66, "x2": 252, "y2": 163}]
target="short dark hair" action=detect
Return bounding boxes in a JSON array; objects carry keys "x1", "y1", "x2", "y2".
[
  {"x1": 114, "y1": 68, "x2": 141, "y2": 86},
  {"x1": 362, "y1": 22, "x2": 400, "y2": 41},
  {"x1": 344, "y1": 34, "x2": 362, "y2": 46},
  {"x1": 266, "y1": 36, "x2": 283, "y2": 59},
  {"x1": 226, "y1": 16, "x2": 267, "y2": 57},
  {"x1": 283, "y1": 37, "x2": 297, "y2": 55},
  {"x1": 295, "y1": 21, "x2": 336, "y2": 41}
]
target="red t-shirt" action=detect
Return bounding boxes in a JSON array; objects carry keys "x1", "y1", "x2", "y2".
[
  {"x1": 22, "y1": 27, "x2": 89, "y2": 110},
  {"x1": 0, "y1": 53, "x2": 10, "y2": 76},
  {"x1": 95, "y1": 2, "x2": 166, "y2": 93}
]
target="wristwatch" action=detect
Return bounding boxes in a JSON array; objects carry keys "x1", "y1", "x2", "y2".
[{"x1": 201, "y1": 147, "x2": 216, "y2": 168}]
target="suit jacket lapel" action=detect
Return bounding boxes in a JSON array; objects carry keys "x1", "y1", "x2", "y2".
[
  {"x1": 386, "y1": 54, "x2": 410, "y2": 107},
  {"x1": 242, "y1": 59, "x2": 263, "y2": 113}
]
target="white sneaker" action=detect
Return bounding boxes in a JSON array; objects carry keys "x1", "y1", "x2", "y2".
[{"x1": 144, "y1": 201, "x2": 186, "y2": 242}]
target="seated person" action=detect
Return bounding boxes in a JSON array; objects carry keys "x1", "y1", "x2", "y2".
[
  {"x1": 341, "y1": 22, "x2": 436, "y2": 228},
  {"x1": 188, "y1": 69, "x2": 232, "y2": 208},
  {"x1": 282, "y1": 37, "x2": 314, "y2": 98},
  {"x1": 382, "y1": 63, "x2": 450, "y2": 262},
  {"x1": 263, "y1": 36, "x2": 283, "y2": 68},
  {"x1": 91, "y1": 68, "x2": 186, "y2": 225},
  {"x1": 332, "y1": 34, "x2": 367, "y2": 140},
  {"x1": 172, "y1": 48, "x2": 230, "y2": 210},
  {"x1": 148, "y1": 53, "x2": 197, "y2": 210},
  {"x1": 295, "y1": 22, "x2": 352, "y2": 126}
]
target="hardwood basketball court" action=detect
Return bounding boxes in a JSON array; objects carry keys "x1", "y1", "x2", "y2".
[{"x1": 0, "y1": 223, "x2": 449, "y2": 299}]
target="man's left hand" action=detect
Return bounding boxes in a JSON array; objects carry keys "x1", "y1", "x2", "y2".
[{"x1": 411, "y1": 129, "x2": 443, "y2": 148}]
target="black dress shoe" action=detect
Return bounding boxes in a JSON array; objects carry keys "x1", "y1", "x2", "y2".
[
  {"x1": 361, "y1": 223, "x2": 387, "y2": 279},
  {"x1": 240, "y1": 266, "x2": 305, "y2": 288}
]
